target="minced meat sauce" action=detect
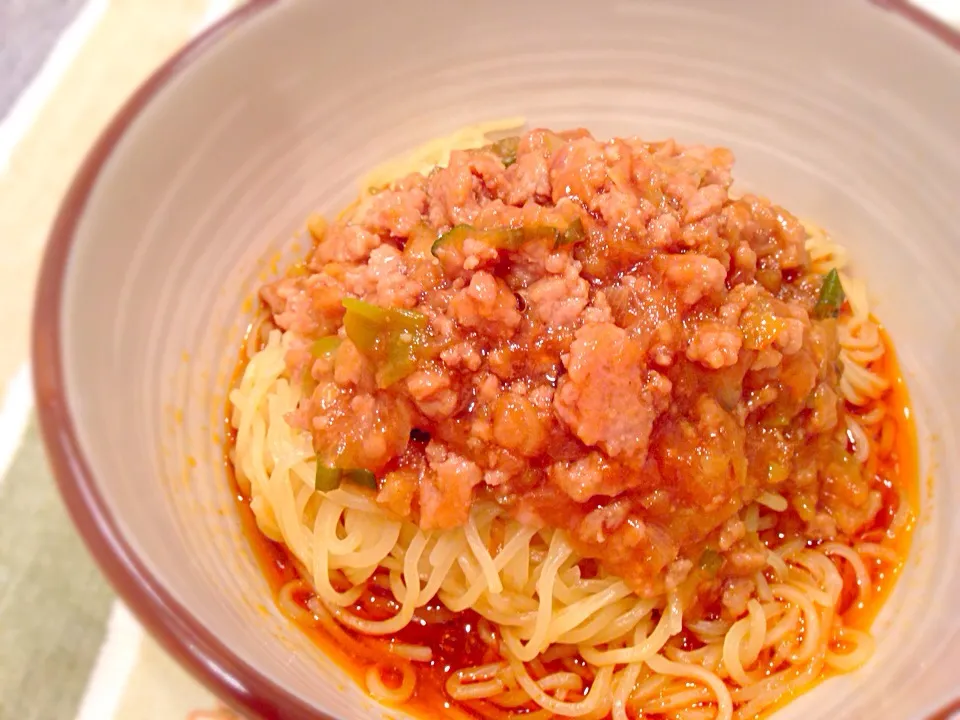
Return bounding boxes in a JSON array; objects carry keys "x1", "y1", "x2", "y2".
[{"x1": 259, "y1": 129, "x2": 873, "y2": 599}]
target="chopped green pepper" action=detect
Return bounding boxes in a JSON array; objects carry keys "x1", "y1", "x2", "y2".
[
  {"x1": 715, "y1": 382, "x2": 741, "y2": 413},
  {"x1": 556, "y1": 218, "x2": 586, "y2": 247},
  {"x1": 813, "y1": 268, "x2": 845, "y2": 320},
  {"x1": 431, "y1": 225, "x2": 525, "y2": 259},
  {"x1": 310, "y1": 335, "x2": 342, "y2": 358},
  {"x1": 431, "y1": 221, "x2": 587, "y2": 271},
  {"x1": 698, "y1": 548, "x2": 723, "y2": 576},
  {"x1": 488, "y1": 136, "x2": 520, "y2": 167},
  {"x1": 764, "y1": 410, "x2": 792, "y2": 428},
  {"x1": 341, "y1": 298, "x2": 428, "y2": 387},
  {"x1": 315, "y1": 463, "x2": 378, "y2": 492}
]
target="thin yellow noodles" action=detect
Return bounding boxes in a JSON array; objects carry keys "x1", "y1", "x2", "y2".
[
  {"x1": 733, "y1": 655, "x2": 825, "y2": 720},
  {"x1": 755, "y1": 491, "x2": 788, "y2": 512},
  {"x1": 277, "y1": 579, "x2": 317, "y2": 626},
  {"x1": 825, "y1": 625, "x2": 875, "y2": 672},
  {"x1": 847, "y1": 415, "x2": 872, "y2": 464},
  {"x1": 578, "y1": 594, "x2": 680, "y2": 666},
  {"x1": 387, "y1": 642, "x2": 433, "y2": 663},
  {"x1": 665, "y1": 643, "x2": 723, "y2": 673},
  {"x1": 646, "y1": 654, "x2": 733, "y2": 720},
  {"x1": 805, "y1": 222, "x2": 890, "y2": 409},
  {"x1": 610, "y1": 628, "x2": 649, "y2": 720},
  {"x1": 509, "y1": 657, "x2": 613, "y2": 718},
  {"x1": 754, "y1": 570, "x2": 774, "y2": 603},
  {"x1": 722, "y1": 616, "x2": 759, "y2": 687},
  {"x1": 571, "y1": 599, "x2": 658, "y2": 646},
  {"x1": 742, "y1": 600, "x2": 766, "y2": 666},
  {"x1": 856, "y1": 542, "x2": 901, "y2": 564},
  {"x1": 447, "y1": 664, "x2": 510, "y2": 701},
  {"x1": 629, "y1": 671, "x2": 672, "y2": 705},
  {"x1": 233, "y1": 338, "x2": 869, "y2": 716},
  {"x1": 366, "y1": 660, "x2": 416, "y2": 705},
  {"x1": 764, "y1": 605, "x2": 803, "y2": 649},
  {"x1": 721, "y1": 599, "x2": 775, "y2": 687},
  {"x1": 790, "y1": 549, "x2": 845, "y2": 606},
  {"x1": 770, "y1": 584, "x2": 823, "y2": 664},
  {"x1": 822, "y1": 542, "x2": 874, "y2": 602},
  {"x1": 227, "y1": 135, "x2": 908, "y2": 719},
  {"x1": 465, "y1": 513, "x2": 505, "y2": 594}
]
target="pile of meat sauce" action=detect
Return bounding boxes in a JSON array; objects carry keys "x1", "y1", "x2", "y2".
[{"x1": 259, "y1": 128, "x2": 874, "y2": 606}]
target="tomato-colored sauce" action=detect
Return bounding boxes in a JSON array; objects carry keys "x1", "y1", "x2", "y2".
[
  {"x1": 223, "y1": 323, "x2": 917, "y2": 718},
  {"x1": 847, "y1": 328, "x2": 917, "y2": 627},
  {"x1": 750, "y1": 327, "x2": 918, "y2": 717},
  {"x1": 225, "y1": 334, "x2": 490, "y2": 718}
]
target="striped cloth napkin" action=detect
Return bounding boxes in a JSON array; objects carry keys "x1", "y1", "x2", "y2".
[
  {"x1": 0, "y1": 2, "x2": 957, "y2": 720},
  {"x1": 0, "y1": 4, "x2": 241, "y2": 719}
]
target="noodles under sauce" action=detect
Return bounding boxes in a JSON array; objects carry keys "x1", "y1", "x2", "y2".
[
  {"x1": 750, "y1": 328, "x2": 917, "y2": 718},
  {"x1": 222, "y1": 325, "x2": 917, "y2": 720}
]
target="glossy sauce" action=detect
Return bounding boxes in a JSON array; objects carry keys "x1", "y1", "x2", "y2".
[
  {"x1": 223, "y1": 327, "x2": 918, "y2": 719},
  {"x1": 752, "y1": 327, "x2": 918, "y2": 717},
  {"x1": 831, "y1": 328, "x2": 916, "y2": 629}
]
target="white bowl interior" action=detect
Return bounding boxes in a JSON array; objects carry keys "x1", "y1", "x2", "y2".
[{"x1": 59, "y1": 1, "x2": 960, "y2": 718}]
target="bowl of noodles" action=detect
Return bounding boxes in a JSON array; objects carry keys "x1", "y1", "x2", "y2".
[{"x1": 32, "y1": 1, "x2": 960, "y2": 719}]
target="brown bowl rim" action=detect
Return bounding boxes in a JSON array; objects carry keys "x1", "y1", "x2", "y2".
[{"x1": 29, "y1": 1, "x2": 960, "y2": 718}]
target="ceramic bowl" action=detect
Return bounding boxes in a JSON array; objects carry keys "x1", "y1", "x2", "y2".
[{"x1": 33, "y1": 1, "x2": 960, "y2": 718}]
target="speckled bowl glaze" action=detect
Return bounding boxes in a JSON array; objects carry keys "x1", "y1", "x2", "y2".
[{"x1": 32, "y1": 1, "x2": 960, "y2": 718}]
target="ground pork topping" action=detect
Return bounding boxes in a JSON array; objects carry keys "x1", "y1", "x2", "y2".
[{"x1": 264, "y1": 128, "x2": 860, "y2": 596}]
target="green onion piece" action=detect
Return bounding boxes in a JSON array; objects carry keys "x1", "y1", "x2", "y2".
[
  {"x1": 341, "y1": 297, "x2": 386, "y2": 353},
  {"x1": 699, "y1": 548, "x2": 723, "y2": 576},
  {"x1": 715, "y1": 383, "x2": 741, "y2": 413},
  {"x1": 813, "y1": 268, "x2": 845, "y2": 320},
  {"x1": 765, "y1": 410, "x2": 792, "y2": 428},
  {"x1": 310, "y1": 335, "x2": 342, "y2": 358},
  {"x1": 342, "y1": 468, "x2": 377, "y2": 490},
  {"x1": 488, "y1": 136, "x2": 520, "y2": 167},
  {"x1": 431, "y1": 225, "x2": 525, "y2": 258},
  {"x1": 556, "y1": 218, "x2": 586, "y2": 247},
  {"x1": 431, "y1": 221, "x2": 587, "y2": 266},
  {"x1": 341, "y1": 298, "x2": 428, "y2": 388},
  {"x1": 341, "y1": 298, "x2": 427, "y2": 331},
  {"x1": 315, "y1": 465, "x2": 343, "y2": 492},
  {"x1": 315, "y1": 464, "x2": 378, "y2": 492}
]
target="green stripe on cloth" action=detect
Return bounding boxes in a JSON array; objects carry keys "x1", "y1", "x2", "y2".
[{"x1": 0, "y1": 419, "x2": 113, "y2": 720}]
